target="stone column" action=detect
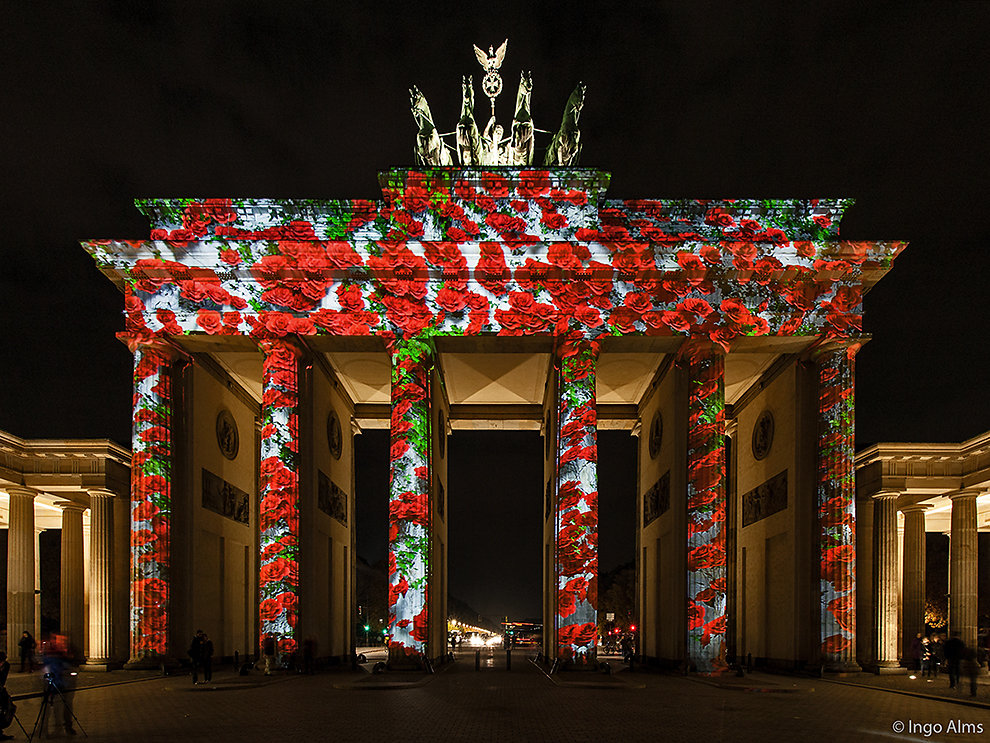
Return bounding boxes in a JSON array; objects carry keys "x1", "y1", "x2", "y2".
[
  {"x1": 6, "y1": 486, "x2": 37, "y2": 661},
  {"x1": 258, "y1": 338, "x2": 302, "y2": 661},
  {"x1": 87, "y1": 488, "x2": 116, "y2": 666},
  {"x1": 59, "y1": 502, "x2": 86, "y2": 658},
  {"x1": 949, "y1": 489, "x2": 980, "y2": 649},
  {"x1": 871, "y1": 490, "x2": 900, "y2": 669},
  {"x1": 682, "y1": 343, "x2": 727, "y2": 674},
  {"x1": 900, "y1": 504, "x2": 930, "y2": 664},
  {"x1": 554, "y1": 338, "x2": 599, "y2": 667},
  {"x1": 128, "y1": 343, "x2": 175, "y2": 665},
  {"x1": 386, "y1": 338, "x2": 433, "y2": 667},
  {"x1": 814, "y1": 343, "x2": 860, "y2": 671}
]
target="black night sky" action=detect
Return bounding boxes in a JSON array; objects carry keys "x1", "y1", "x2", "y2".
[{"x1": 2, "y1": 2, "x2": 988, "y2": 621}]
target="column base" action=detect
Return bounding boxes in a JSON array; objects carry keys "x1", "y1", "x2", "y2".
[
  {"x1": 823, "y1": 661, "x2": 862, "y2": 674},
  {"x1": 872, "y1": 664, "x2": 909, "y2": 675},
  {"x1": 79, "y1": 661, "x2": 123, "y2": 672}
]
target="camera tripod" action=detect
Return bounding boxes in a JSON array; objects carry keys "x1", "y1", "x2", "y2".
[{"x1": 27, "y1": 674, "x2": 86, "y2": 740}]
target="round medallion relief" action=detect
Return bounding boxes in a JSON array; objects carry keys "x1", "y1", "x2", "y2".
[
  {"x1": 648, "y1": 411, "x2": 663, "y2": 459},
  {"x1": 216, "y1": 409, "x2": 239, "y2": 460},
  {"x1": 327, "y1": 409, "x2": 342, "y2": 460},
  {"x1": 752, "y1": 409, "x2": 774, "y2": 461}
]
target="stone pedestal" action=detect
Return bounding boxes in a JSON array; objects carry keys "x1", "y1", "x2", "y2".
[
  {"x1": 59, "y1": 502, "x2": 86, "y2": 659},
  {"x1": 86, "y1": 488, "x2": 116, "y2": 669},
  {"x1": 949, "y1": 489, "x2": 979, "y2": 649},
  {"x1": 872, "y1": 490, "x2": 900, "y2": 669},
  {"x1": 900, "y1": 504, "x2": 929, "y2": 665},
  {"x1": 6, "y1": 486, "x2": 37, "y2": 662}
]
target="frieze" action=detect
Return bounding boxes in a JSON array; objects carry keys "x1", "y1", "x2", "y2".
[
  {"x1": 643, "y1": 470, "x2": 670, "y2": 526},
  {"x1": 201, "y1": 469, "x2": 250, "y2": 524},
  {"x1": 318, "y1": 470, "x2": 347, "y2": 526},
  {"x1": 742, "y1": 470, "x2": 788, "y2": 527}
]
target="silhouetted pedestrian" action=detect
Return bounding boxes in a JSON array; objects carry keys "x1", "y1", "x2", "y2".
[
  {"x1": 910, "y1": 633, "x2": 923, "y2": 671},
  {"x1": 42, "y1": 645, "x2": 75, "y2": 736},
  {"x1": 17, "y1": 631, "x2": 35, "y2": 673},
  {"x1": 0, "y1": 652, "x2": 12, "y2": 742},
  {"x1": 944, "y1": 632, "x2": 965, "y2": 689},
  {"x1": 921, "y1": 637, "x2": 934, "y2": 677},
  {"x1": 189, "y1": 629, "x2": 205, "y2": 684},
  {"x1": 201, "y1": 633, "x2": 214, "y2": 683},
  {"x1": 962, "y1": 647, "x2": 980, "y2": 697}
]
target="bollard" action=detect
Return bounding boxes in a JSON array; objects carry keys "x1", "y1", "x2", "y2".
[
  {"x1": 475, "y1": 649, "x2": 481, "y2": 671},
  {"x1": 506, "y1": 647, "x2": 511, "y2": 671}
]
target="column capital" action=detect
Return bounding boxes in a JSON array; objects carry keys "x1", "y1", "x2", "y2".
[
  {"x1": 119, "y1": 332, "x2": 186, "y2": 359},
  {"x1": 86, "y1": 487, "x2": 119, "y2": 500},
  {"x1": 56, "y1": 501, "x2": 88, "y2": 513},
  {"x1": 949, "y1": 488, "x2": 982, "y2": 501},
  {"x1": 899, "y1": 502, "x2": 933, "y2": 514},
  {"x1": 804, "y1": 335, "x2": 867, "y2": 363},
  {"x1": 4, "y1": 485, "x2": 38, "y2": 499},
  {"x1": 871, "y1": 489, "x2": 900, "y2": 501}
]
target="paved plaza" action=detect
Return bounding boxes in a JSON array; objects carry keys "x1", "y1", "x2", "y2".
[{"x1": 3, "y1": 651, "x2": 988, "y2": 742}]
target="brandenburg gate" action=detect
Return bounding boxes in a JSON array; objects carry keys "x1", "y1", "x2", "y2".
[{"x1": 83, "y1": 47, "x2": 905, "y2": 674}]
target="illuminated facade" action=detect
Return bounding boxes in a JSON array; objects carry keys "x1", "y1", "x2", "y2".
[{"x1": 82, "y1": 164, "x2": 906, "y2": 672}]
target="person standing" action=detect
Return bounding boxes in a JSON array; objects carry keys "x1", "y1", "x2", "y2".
[
  {"x1": 17, "y1": 631, "x2": 35, "y2": 673},
  {"x1": 944, "y1": 631, "x2": 965, "y2": 689},
  {"x1": 910, "y1": 633, "x2": 923, "y2": 671},
  {"x1": 200, "y1": 633, "x2": 214, "y2": 684},
  {"x1": 921, "y1": 636, "x2": 934, "y2": 678},
  {"x1": 262, "y1": 635, "x2": 276, "y2": 676},
  {"x1": 962, "y1": 647, "x2": 980, "y2": 698},
  {"x1": 188, "y1": 629, "x2": 205, "y2": 685}
]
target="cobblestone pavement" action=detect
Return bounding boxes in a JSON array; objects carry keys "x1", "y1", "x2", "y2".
[{"x1": 3, "y1": 652, "x2": 989, "y2": 743}]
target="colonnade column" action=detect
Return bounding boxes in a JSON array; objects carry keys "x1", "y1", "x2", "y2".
[
  {"x1": 871, "y1": 490, "x2": 900, "y2": 669},
  {"x1": 553, "y1": 338, "x2": 599, "y2": 666},
  {"x1": 386, "y1": 338, "x2": 433, "y2": 667},
  {"x1": 900, "y1": 504, "x2": 929, "y2": 664},
  {"x1": 257, "y1": 338, "x2": 302, "y2": 661},
  {"x1": 88, "y1": 488, "x2": 116, "y2": 665},
  {"x1": 128, "y1": 342, "x2": 175, "y2": 665},
  {"x1": 949, "y1": 489, "x2": 980, "y2": 649},
  {"x1": 59, "y1": 502, "x2": 86, "y2": 657},
  {"x1": 682, "y1": 342, "x2": 727, "y2": 674},
  {"x1": 6, "y1": 486, "x2": 37, "y2": 661},
  {"x1": 814, "y1": 343, "x2": 860, "y2": 671}
]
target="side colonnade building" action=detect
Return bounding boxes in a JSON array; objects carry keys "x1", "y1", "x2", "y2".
[
  {"x1": 0, "y1": 430, "x2": 130, "y2": 667},
  {"x1": 81, "y1": 165, "x2": 908, "y2": 674}
]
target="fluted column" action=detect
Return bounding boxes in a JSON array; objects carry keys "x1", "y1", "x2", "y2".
[
  {"x1": 682, "y1": 342, "x2": 727, "y2": 675},
  {"x1": 872, "y1": 490, "x2": 900, "y2": 668},
  {"x1": 257, "y1": 338, "x2": 302, "y2": 661},
  {"x1": 6, "y1": 486, "x2": 37, "y2": 661},
  {"x1": 386, "y1": 338, "x2": 433, "y2": 667},
  {"x1": 59, "y1": 502, "x2": 86, "y2": 657},
  {"x1": 128, "y1": 343, "x2": 175, "y2": 664},
  {"x1": 554, "y1": 338, "x2": 600, "y2": 667},
  {"x1": 900, "y1": 504, "x2": 930, "y2": 664},
  {"x1": 814, "y1": 343, "x2": 860, "y2": 671},
  {"x1": 88, "y1": 488, "x2": 115, "y2": 665},
  {"x1": 949, "y1": 489, "x2": 980, "y2": 649}
]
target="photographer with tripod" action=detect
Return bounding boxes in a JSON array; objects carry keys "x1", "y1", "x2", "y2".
[
  {"x1": 0, "y1": 651, "x2": 15, "y2": 741},
  {"x1": 34, "y1": 640, "x2": 81, "y2": 738}
]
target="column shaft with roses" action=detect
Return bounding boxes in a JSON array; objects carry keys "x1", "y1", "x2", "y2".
[
  {"x1": 387, "y1": 338, "x2": 433, "y2": 665},
  {"x1": 554, "y1": 338, "x2": 599, "y2": 665},
  {"x1": 128, "y1": 343, "x2": 175, "y2": 664},
  {"x1": 815, "y1": 344, "x2": 860, "y2": 671},
  {"x1": 258, "y1": 339, "x2": 302, "y2": 660},
  {"x1": 683, "y1": 343, "x2": 728, "y2": 674}
]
